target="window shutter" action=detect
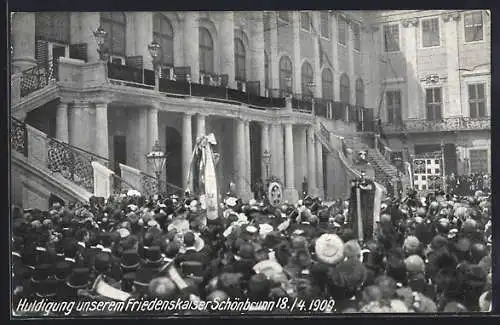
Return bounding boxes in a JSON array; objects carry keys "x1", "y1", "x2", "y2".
[
  {"x1": 69, "y1": 43, "x2": 88, "y2": 62},
  {"x1": 35, "y1": 40, "x2": 49, "y2": 68}
]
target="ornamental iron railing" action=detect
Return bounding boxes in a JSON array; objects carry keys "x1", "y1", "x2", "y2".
[
  {"x1": 141, "y1": 173, "x2": 184, "y2": 198},
  {"x1": 20, "y1": 63, "x2": 56, "y2": 97},
  {"x1": 10, "y1": 118, "x2": 27, "y2": 156},
  {"x1": 111, "y1": 173, "x2": 137, "y2": 195},
  {"x1": 382, "y1": 116, "x2": 490, "y2": 133}
]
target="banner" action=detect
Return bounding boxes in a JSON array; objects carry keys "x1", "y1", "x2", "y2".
[
  {"x1": 204, "y1": 145, "x2": 218, "y2": 220},
  {"x1": 348, "y1": 179, "x2": 385, "y2": 241}
]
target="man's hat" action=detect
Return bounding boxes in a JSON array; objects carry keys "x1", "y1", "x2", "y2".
[
  {"x1": 35, "y1": 279, "x2": 58, "y2": 298},
  {"x1": 32, "y1": 264, "x2": 54, "y2": 282},
  {"x1": 66, "y1": 268, "x2": 91, "y2": 289},
  {"x1": 54, "y1": 261, "x2": 73, "y2": 281},
  {"x1": 120, "y1": 250, "x2": 141, "y2": 270},
  {"x1": 314, "y1": 234, "x2": 344, "y2": 265},
  {"x1": 144, "y1": 246, "x2": 164, "y2": 265},
  {"x1": 148, "y1": 277, "x2": 177, "y2": 298},
  {"x1": 94, "y1": 252, "x2": 112, "y2": 273}
]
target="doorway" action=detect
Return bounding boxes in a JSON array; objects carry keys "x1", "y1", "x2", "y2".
[{"x1": 113, "y1": 135, "x2": 127, "y2": 176}]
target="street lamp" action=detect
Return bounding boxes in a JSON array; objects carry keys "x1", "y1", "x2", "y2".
[
  {"x1": 148, "y1": 40, "x2": 161, "y2": 91},
  {"x1": 146, "y1": 140, "x2": 167, "y2": 194},
  {"x1": 93, "y1": 26, "x2": 108, "y2": 61},
  {"x1": 262, "y1": 149, "x2": 271, "y2": 180},
  {"x1": 186, "y1": 73, "x2": 192, "y2": 96}
]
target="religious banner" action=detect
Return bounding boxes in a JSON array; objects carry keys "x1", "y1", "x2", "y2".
[{"x1": 268, "y1": 181, "x2": 283, "y2": 207}]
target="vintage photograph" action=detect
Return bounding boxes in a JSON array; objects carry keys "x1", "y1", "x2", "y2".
[{"x1": 10, "y1": 10, "x2": 491, "y2": 316}]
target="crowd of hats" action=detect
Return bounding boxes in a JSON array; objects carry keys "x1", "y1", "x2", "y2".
[{"x1": 11, "y1": 181, "x2": 492, "y2": 315}]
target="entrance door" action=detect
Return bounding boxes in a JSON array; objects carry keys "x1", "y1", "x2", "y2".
[{"x1": 113, "y1": 135, "x2": 127, "y2": 176}]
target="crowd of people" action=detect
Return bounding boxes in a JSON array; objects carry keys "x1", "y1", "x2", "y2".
[{"x1": 11, "y1": 175, "x2": 492, "y2": 316}]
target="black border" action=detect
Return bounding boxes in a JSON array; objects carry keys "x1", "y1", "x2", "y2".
[{"x1": 3, "y1": 0, "x2": 499, "y2": 323}]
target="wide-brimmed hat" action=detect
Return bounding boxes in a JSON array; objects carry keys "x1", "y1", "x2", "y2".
[
  {"x1": 167, "y1": 218, "x2": 190, "y2": 234},
  {"x1": 148, "y1": 276, "x2": 177, "y2": 298},
  {"x1": 314, "y1": 233, "x2": 344, "y2": 265},
  {"x1": 253, "y1": 260, "x2": 283, "y2": 278}
]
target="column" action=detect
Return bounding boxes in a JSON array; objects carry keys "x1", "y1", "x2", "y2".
[
  {"x1": 182, "y1": 112, "x2": 193, "y2": 191},
  {"x1": 312, "y1": 13, "x2": 322, "y2": 98},
  {"x1": 306, "y1": 127, "x2": 317, "y2": 196},
  {"x1": 134, "y1": 12, "x2": 154, "y2": 70},
  {"x1": 269, "y1": 12, "x2": 280, "y2": 90},
  {"x1": 250, "y1": 11, "x2": 266, "y2": 95},
  {"x1": 147, "y1": 105, "x2": 159, "y2": 175},
  {"x1": 283, "y1": 123, "x2": 298, "y2": 202},
  {"x1": 70, "y1": 100, "x2": 91, "y2": 152},
  {"x1": 271, "y1": 123, "x2": 284, "y2": 182},
  {"x1": 196, "y1": 113, "x2": 206, "y2": 140},
  {"x1": 316, "y1": 139, "x2": 324, "y2": 198},
  {"x1": 443, "y1": 13, "x2": 462, "y2": 117},
  {"x1": 296, "y1": 126, "x2": 308, "y2": 194},
  {"x1": 261, "y1": 122, "x2": 270, "y2": 179},
  {"x1": 244, "y1": 120, "x2": 252, "y2": 199},
  {"x1": 219, "y1": 12, "x2": 236, "y2": 88},
  {"x1": 183, "y1": 12, "x2": 200, "y2": 84},
  {"x1": 79, "y1": 12, "x2": 101, "y2": 63},
  {"x1": 347, "y1": 19, "x2": 356, "y2": 105},
  {"x1": 235, "y1": 118, "x2": 246, "y2": 197},
  {"x1": 402, "y1": 19, "x2": 419, "y2": 119},
  {"x1": 292, "y1": 12, "x2": 302, "y2": 94},
  {"x1": 94, "y1": 101, "x2": 110, "y2": 159},
  {"x1": 332, "y1": 13, "x2": 340, "y2": 100},
  {"x1": 56, "y1": 101, "x2": 69, "y2": 143},
  {"x1": 11, "y1": 12, "x2": 36, "y2": 73}
]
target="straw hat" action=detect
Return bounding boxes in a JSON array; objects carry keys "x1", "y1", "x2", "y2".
[{"x1": 314, "y1": 234, "x2": 344, "y2": 265}]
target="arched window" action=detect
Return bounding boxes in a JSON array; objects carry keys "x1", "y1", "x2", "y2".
[
  {"x1": 153, "y1": 14, "x2": 174, "y2": 66},
  {"x1": 322, "y1": 68, "x2": 334, "y2": 100},
  {"x1": 340, "y1": 73, "x2": 350, "y2": 103},
  {"x1": 264, "y1": 52, "x2": 269, "y2": 90},
  {"x1": 301, "y1": 62, "x2": 314, "y2": 97},
  {"x1": 199, "y1": 27, "x2": 214, "y2": 73},
  {"x1": 279, "y1": 56, "x2": 293, "y2": 94},
  {"x1": 356, "y1": 78, "x2": 365, "y2": 107},
  {"x1": 101, "y1": 12, "x2": 126, "y2": 56},
  {"x1": 35, "y1": 12, "x2": 70, "y2": 43},
  {"x1": 234, "y1": 38, "x2": 246, "y2": 81}
]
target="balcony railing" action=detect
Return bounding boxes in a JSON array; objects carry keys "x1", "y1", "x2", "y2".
[
  {"x1": 11, "y1": 118, "x2": 27, "y2": 156},
  {"x1": 20, "y1": 63, "x2": 56, "y2": 97},
  {"x1": 141, "y1": 173, "x2": 184, "y2": 198},
  {"x1": 381, "y1": 117, "x2": 490, "y2": 133}
]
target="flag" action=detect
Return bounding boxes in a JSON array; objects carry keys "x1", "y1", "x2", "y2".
[
  {"x1": 348, "y1": 179, "x2": 386, "y2": 241},
  {"x1": 405, "y1": 161, "x2": 413, "y2": 189},
  {"x1": 377, "y1": 119, "x2": 388, "y2": 142}
]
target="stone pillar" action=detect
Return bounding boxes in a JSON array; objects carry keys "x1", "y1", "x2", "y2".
[
  {"x1": 147, "y1": 105, "x2": 159, "y2": 175},
  {"x1": 443, "y1": 13, "x2": 462, "y2": 117},
  {"x1": 271, "y1": 123, "x2": 284, "y2": 182},
  {"x1": 250, "y1": 11, "x2": 266, "y2": 95},
  {"x1": 244, "y1": 120, "x2": 252, "y2": 199},
  {"x1": 135, "y1": 12, "x2": 154, "y2": 70},
  {"x1": 94, "y1": 101, "x2": 109, "y2": 159},
  {"x1": 56, "y1": 101, "x2": 70, "y2": 143},
  {"x1": 235, "y1": 118, "x2": 246, "y2": 198},
  {"x1": 283, "y1": 123, "x2": 298, "y2": 202},
  {"x1": 184, "y1": 12, "x2": 200, "y2": 84},
  {"x1": 196, "y1": 113, "x2": 206, "y2": 141},
  {"x1": 219, "y1": 12, "x2": 236, "y2": 88},
  {"x1": 307, "y1": 127, "x2": 318, "y2": 196},
  {"x1": 269, "y1": 12, "x2": 280, "y2": 90},
  {"x1": 291, "y1": 12, "x2": 301, "y2": 95},
  {"x1": 79, "y1": 12, "x2": 101, "y2": 63},
  {"x1": 316, "y1": 139, "x2": 324, "y2": 198},
  {"x1": 332, "y1": 13, "x2": 340, "y2": 100},
  {"x1": 70, "y1": 100, "x2": 92, "y2": 152},
  {"x1": 402, "y1": 19, "x2": 419, "y2": 119},
  {"x1": 296, "y1": 126, "x2": 308, "y2": 195},
  {"x1": 11, "y1": 12, "x2": 36, "y2": 73},
  {"x1": 261, "y1": 122, "x2": 270, "y2": 179},
  {"x1": 347, "y1": 19, "x2": 356, "y2": 105},
  {"x1": 312, "y1": 12, "x2": 322, "y2": 98},
  {"x1": 182, "y1": 112, "x2": 193, "y2": 191}
]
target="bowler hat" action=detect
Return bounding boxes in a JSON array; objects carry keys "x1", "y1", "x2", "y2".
[
  {"x1": 66, "y1": 268, "x2": 91, "y2": 289},
  {"x1": 94, "y1": 252, "x2": 112, "y2": 273},
  {"x1": 144, "y1": 246, "x2": 164, "y2": 265},
  {"x1": 54, "y1": 261, "x2": 73, "y2": 281}
]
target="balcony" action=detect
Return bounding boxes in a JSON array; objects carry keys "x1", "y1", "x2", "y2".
[{"x1": 381, "y1": 117, "x2": 491, "y2": 134}]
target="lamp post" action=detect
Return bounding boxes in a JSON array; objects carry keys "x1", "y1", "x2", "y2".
[
  {"x1": 148, "y1": 40, "x2": 161, "y2": 91},
  {"x1": 93, "y1": 26, "x2": 108, "y2": 61},
  {"x1": 262, "y1": 149, "x2": 271, "y2": 180},
  {"x1": 186, "y1": 73, "x2": 192, "y2": 96},
  {"x1": 146, "y1": 140, "x2": 167, "y2": 194}
]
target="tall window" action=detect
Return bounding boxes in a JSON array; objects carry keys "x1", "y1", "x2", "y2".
[
  {"x1": 35, "y1": 12, "x2": 70, "y2": 43},
  {"x1": 301, "y1": 12, "x2": 311, "y2": 31},
  {"x1": 320, "y1": 12, "x2": 330, "y2": 38},
  {"x1": 301, "y1": 62, "x2": 314, "y2": 96},
  {"x1": 468, "y1": 83, "x2": 486, "y2": 118},
  {"x1": 352, "y1": 22, "x2": 361, "y2": 51},
  {"x1": 153, "y1": 14, "x2": 174, "y2": 66},
  {"x1": 340, "y1": 74, "x2": 350, "y2": 103},
  {"x1": 469, "y1": 149, "x2": 489, "y2": 174},
  {"x1": 464, "y1": 12, "x2": 484, "y2": 42},
  {"x1": 278, "y1": 11, "x2": 290, "y2": 23},
  {"x1": 338, "y1": 16, "x2": 347, "y2": 45},
  {"x1": 426, "y1": 87, "x2": 442, "y2": 121},
  {"x1": 264, "y1": 52, "x2": 269, "y2": 90},
  {"x1": 422, "y1": 18, "x2": 440, "y2": 47},
  {"x1": 386, "y1": 90, "x2": 402, "y2": 124},
  {"x1": 101, "y1": 12, "x2": 126, "y2": 56},
  {"x1": 355, "y1": 79, "x2": 364, "y2": 107},
  {"x1": 322, "y1": 68, "x2": 334, "y2": 100},
  {"x1": 384, "y1": 24, "x2": 400, "y2": 52},
  {"x1": 279, "y1": 56, "x2": 293, "y2": 94},
  {"x1": 199, "y1": 27, "x2": 214, "y2": 73},
  {"x1": 234, "y1": 38, "x2": 246, "y2": 81}
]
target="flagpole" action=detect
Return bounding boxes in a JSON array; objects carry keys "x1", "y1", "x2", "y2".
[{"x1": 356, "y1": 179, "x2": 364, "y2": 241}]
